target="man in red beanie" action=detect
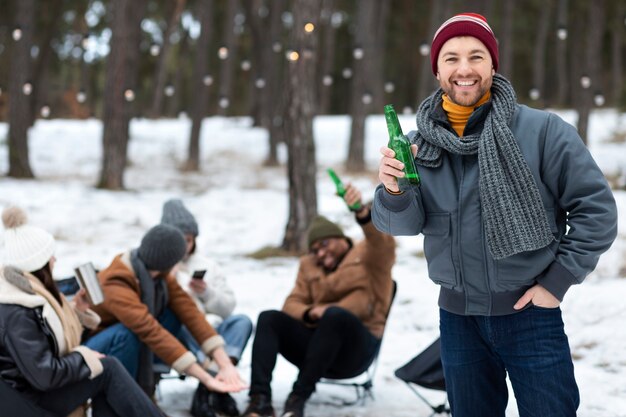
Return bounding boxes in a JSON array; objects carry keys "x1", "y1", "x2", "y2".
[{"x1": 373, "y1": 12, "x2": 617, "y2": 417}]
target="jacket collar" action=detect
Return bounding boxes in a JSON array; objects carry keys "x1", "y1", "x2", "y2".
[{"x1": 0, "y1": 266, "x2": 46, "y2": 308}]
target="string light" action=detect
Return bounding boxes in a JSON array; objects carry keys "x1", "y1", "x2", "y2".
[
  {"x1": 12, "y1": 27, "x2": 22, "y2": 41},
  {"x1": 361, "y1": 93, "x2": 372, "y2": 105},
  {"x1": 556, "y1": 26, "x2": 568, "y2": 41},
  {"x1": 22, "y1": 82, "x2": 33, "y2": 96},
  {"x1": 240, "y1": 60, "x2": 251, "y2": 71},
  {"x1": 203, "y1": 75, "x2": 214, "y2": 86},
  {"x1": 218, "y1": 47, "x2": 229, "y2": 60},
  {"x1": 353, "y1": 47, "x2": 364, "y2": 60},
  {"x1": 419, "y1": 42, "x2": 430, "y2": 57},
  {"x1": 272, "y1": 42, "x2": 282, "y2": 53},
  {"x1": 164, "y1": 84, "x2": 175, "y2": 97},
  {"x1": 529, "y1": 88, "x2": 540, "y2": 100},
  {"x1": 304, "y1": 23, "x2": 315, "y2": 33},
  {"x1": 81, "y1": 34, "x2": 91, "y2": 49},
  {"x1": 384, "y1": 82, "x2": 395, "y2": 93},
  {"x1": 124, "y1": 89, "x2": 135, "y2": 102},
  {"x1": 322, "y1": 75, "x2": 333, "y2": 86},
  {"x1": 255, "y1": 78, "x2": 266, "y2": 89},
  {"x1": 286, "y1": 50, "x2": 299, "y2": 61},
  {"x1": 219, "y1": 97, "x2": 230, "y2": 108},
  {"x1": 149, "y1": 43, "x2": 160, "y2": 56},
  {"x1": 580, "y1": 75, "x2": 591, "y2": 89},
  {"x1": 40, "y1": 105, "x2": 51, "y2": 118},
  {"x1": 76, "y1": 90, "x2": 87, "y2": 103},
  {"x1": 402, "y1": 106, "x2": 413, "y2": 115},
  {"x1": 342, "y1": 68, "x2": 353, "y2": 79},
  {"x1": 593, "y1": 92, "x2": 605, "y2": 106}
]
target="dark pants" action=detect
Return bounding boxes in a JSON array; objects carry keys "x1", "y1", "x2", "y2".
[
  {"x1": 440, "y1": 307, "x2": 579, "y2": 417},
  {"x1": 250, "y1": 307, "x2": 380, "y2": 400},
  {"x1": 35, "y1": 356, "x2": 163, "y2": 417}
]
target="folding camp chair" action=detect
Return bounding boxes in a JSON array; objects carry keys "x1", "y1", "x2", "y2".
[
  {"x1": 0, "y1": 378, "x2": 56, "y2": 417},
  {"x1": 317, "y1": 280, "x2": 398, "y2": 406},
  {"x1": 394, "y1": 337, "x2": 450, "y2": 416}
]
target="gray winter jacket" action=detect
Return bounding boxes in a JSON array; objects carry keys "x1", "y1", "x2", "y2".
[{"x1": 372, "y1": 103, "x2": 618, "y2": 316}]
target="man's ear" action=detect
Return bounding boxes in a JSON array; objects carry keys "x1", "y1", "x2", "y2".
[
  {"x1": 492, "y1": 68, "x2": 495, "y2": 76},
  {"x1": 436, "y1": 72, "x2": 440, "y2": 80}
]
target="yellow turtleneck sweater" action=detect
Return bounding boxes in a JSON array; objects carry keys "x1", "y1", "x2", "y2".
[{"x1": 442, "y1": 91, "x2": 491, "y2": 137}]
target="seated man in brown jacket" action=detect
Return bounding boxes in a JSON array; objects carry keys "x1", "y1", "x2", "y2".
[
  {"x1": 242, "y1": 184, "x2": 396, "y2": 417},
  {"x1": 85, "y1": 224, "x2": 246, "y2": 417}
]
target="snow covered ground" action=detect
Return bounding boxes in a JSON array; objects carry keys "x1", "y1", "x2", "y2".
[{"x1": 0, "y1": 109, "x2": 625, "y2": 416}]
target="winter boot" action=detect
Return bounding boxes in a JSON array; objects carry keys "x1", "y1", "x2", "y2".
[
  {"x1": 241, "y1": 393, "x2": 275, "y2": 417},
  {"x1": 208, "y1": 391, "x2": 239, "y2": 417},
  {"x1": 280, "y1": 392, "x2": 306, "y2": 417},
  {"x1": 190, "y1": 383, "x2": 218, "y2": 417}
]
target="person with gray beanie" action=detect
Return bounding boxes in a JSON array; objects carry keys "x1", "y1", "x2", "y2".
[
  {"x1": 160, "y1": 199, "x2": 253, "y2": 417},
  {"x1": 372, "y1": 12, "x2": 618, "y2": 417},
  {"x1": 84, "y1": 224, "x2": 247, "y2": 416}
]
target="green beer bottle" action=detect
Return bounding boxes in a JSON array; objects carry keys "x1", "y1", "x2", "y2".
[
  {"x1": 384, "y1": 104, "x2": 420, "y2": 188},
  {"x1": 327, "y1": 168, "x2": 362, "y2": 211}
]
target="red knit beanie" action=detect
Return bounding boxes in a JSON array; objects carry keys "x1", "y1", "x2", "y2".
[{"x1": 430, "y1": 13, "x2": 499, "y2": 75}]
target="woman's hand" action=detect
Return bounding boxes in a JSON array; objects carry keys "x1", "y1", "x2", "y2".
[{"x1": 73, "y1": 289, "x2": 91, "y2": 312}]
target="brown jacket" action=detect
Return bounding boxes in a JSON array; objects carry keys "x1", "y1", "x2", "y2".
[
  {"x1": 92, "y1": 252, "x2": 224, "y2": 374},
  {"x1": 282, "y1": 221, "x2": 395, "y2": 338}
]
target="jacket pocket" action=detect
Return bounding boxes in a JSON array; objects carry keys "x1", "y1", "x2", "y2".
[{"x1": 422, "y1": 212, "x2": 457, "y2": 287}]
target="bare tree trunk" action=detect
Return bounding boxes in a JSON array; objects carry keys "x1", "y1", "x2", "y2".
[
  {"x1": 217, "y1": 0, "x2": 240, "y2": 116},
  {"x1": 575, "y1": 0, "x2": 605, "y2": 145},
  {"x1": 610, "y1": 0, "x2": 625, "y2": 107},
  {"x1": 498, "y1": 0, "x2": 514, "y2": 80},
  {"x1": 346, "y1": 0, "x2": 384, "y2": 172},
  {"x1": 186, "y1": 0, "x2": 215, "y2": 171},
  {"x1": 166, "y1": 29, "x2": 189, "y2": 117},
  {"x1": 263, "y1": 0, "x2": 287, "y2": 166},
  {"x1": 371, "y1": 0, "x2": 390, "y2": 111},
  {"x1": 242, "y1": 0, "x2": 264, "y2": 125},
  {"x1": 555, "y1": 0, "x2": 569, "y2": 106},
  {"x1": 28, "y1": 0, "x2": 63, "y2": 125},
  {"x1": 98, "y1": 0, "x2": 147, "y2": 189},
  {"x1": 150, "y1": 0, "x2": 186, "y2": 118},
  {"x1": 531, "y1": 0, "x2": 552, "y2": 107},
  {"x1": 318, "y1": 0, "x2": 336, "y2": 114},
  {"x1": 417, "y1": 0, "x2": 444, "y2": 103},
  {"x1": 281, "y1": 0, "x2": 322, "y2": 253},
  {"x1": 8, "y1": 0, "x2": 35, "y2": 178}
]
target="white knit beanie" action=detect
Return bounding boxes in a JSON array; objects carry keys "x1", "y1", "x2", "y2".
[{"x1": 2, "y1": 206, "x2": 55, "y2": 272}]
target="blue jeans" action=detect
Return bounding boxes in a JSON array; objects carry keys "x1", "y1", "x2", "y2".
[
  {"x1": 439, "y1": 307, "x2": 579, "y2": 417},
  {"x1": 85, "y1": 308, "x2": 182, "y2": 378},
  {"x1": 179, "y1": 314, "x2": 253, "y2": 363}
]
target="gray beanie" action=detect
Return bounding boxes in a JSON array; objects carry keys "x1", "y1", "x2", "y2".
[
  {"x1": 138, "y1": 224, "x2": 187, "y2": 271},
  {"x1": 161, "y1": 199, "x2": 199, "y2": 237}
]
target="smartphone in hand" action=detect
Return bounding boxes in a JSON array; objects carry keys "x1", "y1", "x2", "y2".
[{"x1": 192, "y1": 270, "x2": 207, "y2": 280}]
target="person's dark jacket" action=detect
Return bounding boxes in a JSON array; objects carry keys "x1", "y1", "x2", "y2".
[
  {"x1": 0, "y1": 267, "x2": 102, "y2": 397},
  {"x1": 372, "y1": 103, "x2": 618, "y2": 316}
]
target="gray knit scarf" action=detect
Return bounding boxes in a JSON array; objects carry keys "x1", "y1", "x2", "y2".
[{"x1": 413, "y1": 74, "x2": 554, "y2": 259}]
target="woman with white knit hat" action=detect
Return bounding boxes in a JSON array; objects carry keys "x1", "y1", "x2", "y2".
[{"x1": 0, "y1": 206, "x2": 163, "y2": 417}]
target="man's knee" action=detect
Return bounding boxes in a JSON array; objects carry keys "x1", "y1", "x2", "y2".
[
  {"x1": 256, "y1": 310, "x2": 285, "y2": 330},
  {"x1": 229, "y1": 314, "x2": 254, "y2": 334},
  {"x1": 318, "y1": 306, "x2": 355, "y2": 329}
]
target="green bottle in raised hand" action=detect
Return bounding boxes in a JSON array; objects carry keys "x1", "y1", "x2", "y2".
[
  {"x1": 384, "y1": 104, "x2": 420, "y2": 188},
  {"x1": 327, "y1": 168, "x2": 362, "y2": 211}
]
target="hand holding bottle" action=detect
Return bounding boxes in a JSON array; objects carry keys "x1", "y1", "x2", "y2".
[
  {"x1": 379, "y1": 144, "x2": 418, "y2": 193},
  {"x1": 383, "y1": 104, "x2": 420, "y2": 191},
  {"x1": 327, "y1": 168, "x2": 362, "y2": 211}
]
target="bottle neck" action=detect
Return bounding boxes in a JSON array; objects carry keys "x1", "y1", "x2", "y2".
[{"x1": 384, "y1": 107, "x2": 403, "y2": 138}]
